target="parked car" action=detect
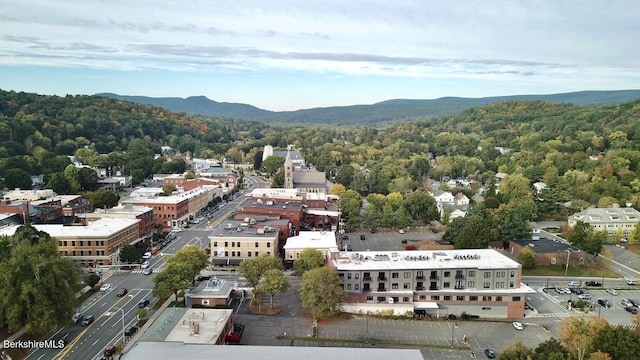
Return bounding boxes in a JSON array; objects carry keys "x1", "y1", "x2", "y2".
[
  {"x1": 139, "y1": 299, "x2": 150, "y2": 308},
  {"x1": 117, "y1": 288, "x2": 128, "y2": 297},
  {"x1": 621, "y1": 299, "x2": 633, "y2": 307},
  {"x1": 578, "y1": 293, "x2": 592, "y2": 300},
  {"x1": 625, "y1": 307, "x2": 638, "y2": 314},
  {"x1": 568, "y1": 281, "x2": 579, "y2": 287},
  {"x1": 81, "y1": 315, "x2": 95, "y2": 326},
  {"x1": 142, "y1": 252, "x2": 152, "y2": 259},
  {"x1": 484, "y1": 349, "x2": 497, "y2": 359},
  {"x1": 99, "y1": 283, "x2": 111, "y2": 292},
  {"x1": 124, "y1": 325, "x2": 138, "y2": 337},
  {"x1": 104, "y1": 345, "x2": 116, "y2": 356},
  {"x1": 369, "y1": 228, "x2": 376, "y2": 233},
  {"x1": 401, "y1": 239, "x2": 408, "y2": 244},
  {"x1": 512, "y1": 321, "x2": 524, "y2": 330},
  {"x1": 72, "y1": 312, "x2": 83, "y2": 324},
  {"x1": 597, "y1": 299, "x2": 611, "y2": 308},
  {"x1": 195, "y1": 275, "x2": 211, "y2": 282},
  {"x1": 399, "y1": 228, "x2": 405, "y2": 234},
  {"x1": 142, "y1": 267, "x2": 153, "y2": 275},
  {"x1": 571, "y1": 288, "x2": 585, "y2": 295},
  {"x1": 554, "y1": 287, "x2": 564, "y2": 294},
  {"x1": 341, "y1": 235, "x2": 349, "y2": 240},
  {"x1": 606, "y1": 288, "x2": 619, "y2": 296},
  {"x1": 360, "y1": 234, "x2": 366, "y2": 240},
  {"x1": 585, "y1": 281, "x2": 602, "y2": 287},
  {"x1": 562, "y1": 288, "x2": 572, "y2": 294}
]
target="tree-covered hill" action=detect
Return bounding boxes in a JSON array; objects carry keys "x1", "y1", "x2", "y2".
[{"x1": 97, "y1": 90, "x2": 640, "y2": 126}]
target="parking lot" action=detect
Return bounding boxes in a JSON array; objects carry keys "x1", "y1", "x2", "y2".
[{"x1": 340, "y1": 228, "x2": 442, "y2": 252}]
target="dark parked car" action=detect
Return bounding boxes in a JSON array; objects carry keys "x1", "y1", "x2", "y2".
[
  {"x1": 81, "y1": 315, "x2": 95, "y2": 326},
  {"x1": 104, "y1": 345, "x2": 116, "y2": 356},
  {"x1": 117, "y1": 288, "x2": 128, "y2": 297},
  {"x1": 360, "y1": 234, "x2": 366, "y2": 240},
  {"x1": 570, "y1": 288, "x2": 585, "y2": 295},
  {"x1": 369, "y1": 228, "x2": 376, "y2": 233},
  {"x1": 484, "y1": 349, "x2": 497, "y2": 359},
  {"x1": 124, "y1": 325, "x2": 138, "y2": 337},
  {"x1": 195, "y1": 275, "x2": 211, "y2": 282},
  {"x1": 597, "y1": 299, "x2": 611, "y2": 308},
  {"x1": 401, "y1": 239, "x2": 408, "y2": 244},
  {"x1": 139, "y1": 299, "x2": 150, "y2": 308},
  {"x1": 625, "y1": 307, "x2": 638, "y2": 314},
  {"x1": 586, "y1": 281, "x2": 602, "y2": 287}
]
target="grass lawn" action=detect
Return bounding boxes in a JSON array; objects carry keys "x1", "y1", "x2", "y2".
[
  {"x1": 624, "y1": 243, "x2": 640, "y2": 256},
  {"x1": 522, "y1": 264, "x2": 621, "y2": 278}
]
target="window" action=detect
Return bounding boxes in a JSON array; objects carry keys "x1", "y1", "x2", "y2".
[
  {"x1": 355, "y1": 284, "x2": 359, "y2": 290},
  {"x1": 347, "y1": 284, "x2": 351, "y2": 290},
  {"x1": 202, "y1": 299, "x2": 209, "y2": 306},
  {"x1": 510, "y1": 271, "x2": 515, "y2": 278},
  {"x1": 247, "y1": 252, "x2": 252, "y2": 257},
  {"x1": 392, "y1": 283, "x2": 398, "y2": 289},
  {"x1": 355, "y1": 273, "x2": 359, "y2": 279},
  {"x1": 482, "y1": 307, "x2": 491, "y2": 310},
  {"x1": 224, "y1": 251, "x2": 228, "y2": 256},
  {"x1": 456, "y1": 296, "x2": 465, "y2": 301},
  {"x1": 470, "y1": 296, "x2": 478, "y2": 301},
  {"x1": 484, "y1": 272, "x2": 491, "y2": 278},
  {"x1": 404, "y1": 283, "x2": 410, "y2": 289},
  {"x1": 483, "y1": 282, "x2": 490, "y2": 289},
  {"x1": 483, "y1": 296, "x2": 491, "y2": 301},
  {"x1": 254, "y1": 251, "x2": 258, "y2": 257},
  {"x1": 267, "y1": 243, "x2": 271, "y2": 248},
  {"x1": 444, "y1": 296, "x2": 452, "y2": 301},
  {"x1": 431, "y1": 295, "x2": 440, "y2": 300},
  {"x1": 403, "y1": 297, "x2": 410, "y2": 302},
  {"x1": 510, "y1": 282, "x2": 514, "y2": 288},
  {"x1": 467, "y1": 281, "x2": 475, "y2": 288},
  {"x1": 255, "y1": 242, "x2": 259, "y2": 248},
  {"x1": 513, "y1": 296, "x2": 521, "y2": 301},
  {"x1": 214, "y1": 241, "x2": 218, "y2": 247},
  {"x1": 225, "y1": 242, "x2": 228, "y2": 247},
  {"x1": 496, "y1": 296, "x2": 502, "y2": 301},
  {"x1": 366, "y1": 296, "x2": 373, "y2": 302},
  {"x1": 377, "y1": 297, "x2": 386, "y2": 303},
  {"x1": 443, "y1": 282, "x2": 450, "y2": 288},
  {"x1": 419, "y1": 295, "x2": 426, "y2": 300},
  {"x1": 231, "y1": 251, "x2": 235, "y2": 256},
  {"x1": 444, "y1": 271, "x2": 451, "y2": 278},
  {"x1": 404, "y1": 272, "x2": 411, "y2": 278},
  {"x1": 347, "y1": 273, "x2": 352, "y2": 280},
  {"x1": 392, "y1": 272, "x2": 399, "y2": 279}
]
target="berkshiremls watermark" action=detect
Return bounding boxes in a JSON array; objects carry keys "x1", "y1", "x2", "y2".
[{"x1": 3, "y1": 339, "x2": 65, "y2": 350}]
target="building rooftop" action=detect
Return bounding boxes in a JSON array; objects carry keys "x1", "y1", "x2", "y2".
[
  {"x1": 246, "y1": 188, "x2": 304, "y2": 201},
  {"x1": 241, "y1": 198, "x2": 304, "y2": 212},
  {"x1": 210, "y1": 220, "x2": 280, "y2": 239},
  {"x1": 187, "y1": 277, "x2": 235, "y2": 299},
  {"x1": 569, "y1": 206, "x2": 640, "y2": 223},
  {"x1": 137, "y1": 308, "x2": 233, "y2": 344},
  {"x1": 283, "y1": 230, "x2": 337, "y2": 250},
  {"x1": 4, "y1": 189, "x2": 56, "y2": 201},
  {"x1": 512, "y1": 238, "x2": 578, "y2": 254},
  {"x1": 332, "y1": 249, "x2": 520, "y2": 271},
  {"x1": 122, "y1": 187, "x2": 215, "y2": 205},
  {"x1": 123, "y1": 342, "x2": 424, "y2": 360}
]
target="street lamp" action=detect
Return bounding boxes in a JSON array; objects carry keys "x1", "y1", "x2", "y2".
[
  {"x1": 564, "y1": 250, "x2": 571, "y2": 278},
  {"x1": 450, "y1": 322, "x2": 458, "y2": 348},
  {"x1": 113, "y1": 307, "x2": 126, "y2": 346}
]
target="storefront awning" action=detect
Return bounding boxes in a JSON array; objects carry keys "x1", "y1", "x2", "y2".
[
  {"x1": 213, "y1": 259, "x2": 229, "y2": 266},
  {"x1": 228, "y1": 259, "x2": 243, "y2": 266},
  {"x1": 414, "y1": 302, "x2": 439, "y2": 309}
]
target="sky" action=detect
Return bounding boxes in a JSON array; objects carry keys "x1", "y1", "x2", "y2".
[{"x1": 1, "y1": 0, "x2": 639, "y2": 111}]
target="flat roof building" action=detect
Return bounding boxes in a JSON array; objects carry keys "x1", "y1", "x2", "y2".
[{"x1": 332, "y1": 249, "x2": 534, "y2": 319}]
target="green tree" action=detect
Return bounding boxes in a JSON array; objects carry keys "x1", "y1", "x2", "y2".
[
  {"x1": 497, "y1": 341, "x2": 534, "y2": 360},
  {"x1": 559, "y1": 316, "x2": 608, "y2": 360},
  {"x1": 498, "y1": 173, "x2": 532, "y2": 203},
  {"x1": 46, "y1": 172, "x2": 70, "y2": 194},
  {"x1": 299, "y1": 266, "x2": 345, "y2": 322},
  {"x1": 592, "y1": 324, "x2": 640, "y2": 360},
  {"x1": 257, "y1": 269, "x2": 290, "y2": 308},
  {"x1": 261, "y1": 156, "x2": 285, "y2": 176},
  {"x1": 119, "y1": 245, "x2": 141, "y2": 264},
  {"x1": 85, "y1": 273, "x2": 101, "y2": 288},
  {"x1": 85, "y1": 189, "x2": 120, "y2": 209},
  {"x1": 162, "y1": 184, "x2": 177, "y2": 196},
  {"x1": 152, "y1": 261, "x2": 192, "y2": 304},
  {"x1": 293, "y1": 249, "x2": 325, "y2": 277},
  {"x1": 402, "y1": 190, "x2": 439, "y2": 224},
  {"x1": 78, "y1": 167, "x2": 99, "y2": 191},
  {"x1": 335, "y1": 164, "x2": 354, "y2": 188},
  {"x1": 238, "y1": 254, "x2": 283, "y2": 290},
  {"x1": 532, "y1": 338, "x2": 569, "y2": 360},
  {"x1": 454, "y1": 214, "x2": 494, "y2": 249},
  {"x1": 0, "y1": 226, "x2": 80, "y2": 334},
  {"x1": 3, "y1": 168, "x2": 32, "y2": 189},
  {"x1": 517, "y1": 246, "x2": 537, "y2": 269},
  {"x1": 64, "y1": 164, "x2": 81, "y2": 193},
  {"x1": 167, "y1": 245, "x2": 209, "y2": 282},
  {"x1": 339, "y1": 190, "x2": 362, "y2": 230}
]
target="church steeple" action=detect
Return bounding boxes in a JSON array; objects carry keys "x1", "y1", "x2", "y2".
[{"x1": 284, "y1": 149, "x2": 293, "y2": 189}]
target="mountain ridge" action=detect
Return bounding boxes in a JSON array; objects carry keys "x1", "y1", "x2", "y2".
[{"x1": 96, "y1": 90, "x2": 640, "y2": 125}]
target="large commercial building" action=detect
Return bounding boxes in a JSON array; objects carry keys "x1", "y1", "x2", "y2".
[
  {"x1": 209, "y1": 220, "x2": 283, "y2": 268},
  {"x1": 332, "y1": 249, "x2": 534, "y2": 319}
]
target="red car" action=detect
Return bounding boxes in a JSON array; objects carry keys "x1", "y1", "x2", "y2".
[{"x1": 117, "y1": 288, "x2": 128, "y2": 297}]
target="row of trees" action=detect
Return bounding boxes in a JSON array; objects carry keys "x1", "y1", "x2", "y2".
[
  {"x1": 0, "y1": 226, "x2": 80, "y2": 334},
  {"x1": 152, "y1": 246, "x2": 209, "y2": 304},
  {"x1": 496, "y1": 316, "x2": 640, "y2": 360}
]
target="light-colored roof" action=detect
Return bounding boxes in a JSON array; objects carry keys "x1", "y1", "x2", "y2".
[
  {"x1": 332, "y1": 249, "x2": 520, "y2": 271},
  {"x1": 165, "y1": 309, "x2": 233, "y2": 344},
  {"x1": 122, "y1": 187, "x2": 215, "y2": 205},
  {"x1": 209, "y1": 220, "x2": 280, "y2": 239},
  {"x1": 569, "y1": 207, "x2": 640, "y2": 224},
  {"x1": 283, "y1": 230, "x2": 337, "y2": 250},
  {"x1": 0, "y1": 218, "x2": 139, "y2": 238},
  {"x1": 123, "y1": 342, "x2": 425, "y2": 360},
  {"x1": 247, "y1": 188, "x2": 303, "y2": 200}
]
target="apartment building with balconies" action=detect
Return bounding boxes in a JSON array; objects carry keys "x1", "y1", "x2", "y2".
[{"x1": 332, "y1": 249, "x2": 534, "y2": 319}]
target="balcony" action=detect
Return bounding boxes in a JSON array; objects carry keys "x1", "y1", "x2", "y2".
[
  {"x1": 429, "y1": 275, "x2": 439, "y2": 280},
  {"x1": 429, "y1": 286, "x2": 439, "y2": 290},
  {"x1": 415, "y1": 286, "x2": 425, "y2": 291},
  {"x1": 363, "y1": 276, "x2": 372, "y2": 281},
  {"x1": 455, "y1": 274, "x2": 465, "y2": 280},
  {"x1": 377, "y1": 277, "x2": 387, "y2": 281},
  {"x1": 377, "y1": 287, "x2": 387, "y2": 292},
  {"x1": 454, "y1": 285, "x2": 465, "y2": 290},
  {"x1": 416, "y1": 275, "x2": 425, "y2": 280}
]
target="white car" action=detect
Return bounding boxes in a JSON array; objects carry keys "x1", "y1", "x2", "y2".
[
  {"x1": 399, "y1": 229, "x2": 405, "y2": 234},
  {"x1": 142, "y1": 252, "x2": 152, "y2": 259},
  {"x1": 568, "y1": 281, "x2": 579, "y2": 287},
  {"x1": 99, "y1": 283, "x2": 111, "y2": 292},
  {"x1": 606, "y1": 288, "x2": 619, "y2": 296},
  {"x1": 562, "y1": 288, "x2": 572, "y2": 294},
  {"x1": 621, "y1": 299, "x2": 633, "y2": 307},
  {"x1": 512, "y1": 321, "x2": 524, "y2": 330},
  {"x1": 140, "y1": 261, "x2": 150, "y2": 269},
  {"x1": 578, "y1": 293, "x2": 592, "y2": 300},
  {"x1": 172, "y1": 228, "x2": 183, "y2": 233}
]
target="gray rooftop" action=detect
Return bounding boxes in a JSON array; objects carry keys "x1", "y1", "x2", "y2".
[
  {"x1": 123, "y1": 342, "x2": 424, "y2": 360},
  {"x1": 512, "y1": 238, "x2": 578, "y2": 254}
]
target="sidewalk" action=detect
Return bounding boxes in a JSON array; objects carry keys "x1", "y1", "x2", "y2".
[
  {"x1": 120, "y1": 294, "x2": 176, "y2": 355},
  {"x1": 0, "y1": 328, "x2": 28, "y2": 350}
]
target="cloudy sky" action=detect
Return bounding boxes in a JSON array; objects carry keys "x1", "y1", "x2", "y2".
[{"x1": 1, "y1": 0, "x2": 639, "y2": 111}]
